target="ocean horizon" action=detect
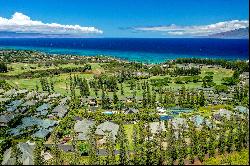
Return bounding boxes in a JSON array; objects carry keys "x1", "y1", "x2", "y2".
[{"x1": 0, "y1": 38, "x2": 248, "y2": 63}]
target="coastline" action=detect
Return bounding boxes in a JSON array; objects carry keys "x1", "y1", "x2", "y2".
[
  {"x1": 0, "y1": 46, "x2": 249, "y2": 65},
  {"x1": 0, "y1": 38, "x2": 248, "y2": 64}
]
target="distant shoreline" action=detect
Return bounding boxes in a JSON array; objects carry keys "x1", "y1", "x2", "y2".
[
  {"x1": 0, "y1": 38, "x2": 248, "y2": 64},
  {"x1": 0, "y1": 47, "x2": 248, "y2": 65}
]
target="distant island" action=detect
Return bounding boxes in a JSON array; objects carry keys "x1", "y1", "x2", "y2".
[{"x1": 208, "y1": 27, "x2": 249, "y2": 39}]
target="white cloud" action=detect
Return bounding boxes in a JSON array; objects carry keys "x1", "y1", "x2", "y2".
[
  {"x1": 0, "y1": 12, "x2": 103, "y2": 35},
  {"x1": 134, "y1": 20, "x2": 249, "y2": 36}
]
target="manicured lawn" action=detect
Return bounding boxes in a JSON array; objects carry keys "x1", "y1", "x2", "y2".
[
  {"x1": 6, "y1": 73, "x2": 141, "y2": 98},
  {"x1": 149, "y1": 66, "x2": 234, "y2": 90},
  {"x1": 200, "y1": 66, "x2": 234, "y2": 85},
  {"x1": 5, "y1": 64, "x2": 233, "y2": 98},
  {"x1": 4, "y1": 63, "x2": 77, "y2": 75},
  {"x1": 5, "y1": 63, "x2": 104, "y2": 95}
]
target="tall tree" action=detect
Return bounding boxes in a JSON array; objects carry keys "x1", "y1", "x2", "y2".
[
  {"x1": 0, "y1": 62, "x2": 8, "y2": 73},
  {"x1": 132, "y1": 125, "x2": 140, "y2": 165},
  {"x1": 51, "y1": 132, "x2": 63, "y2": 165},
  {"x1": 88, "y1": 125, "x2": 98, "y2": 165},
  {"x1": 113, "y1": 91, "x2": 118, "y2": 105},
  {"x1": 105, "y1": 132, "x2": 116, "y2": 165},
  {"x1": 116, "y1": 123, "x2": 129, "y2": 165},
  {"x1": 70, "y1": 130, "x2": 80, "y2": 165},
  {"x1": 120, "y1": 83, "x2": 124, "y2": 96},
  {"x1": 198, "y1": 90, "x2": 205, "y2": 106},
  {"x1": 34, "y1": 140, "x2": 45, "y2": 165}
]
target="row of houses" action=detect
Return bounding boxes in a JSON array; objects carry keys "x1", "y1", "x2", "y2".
[
  {"x1": 2, "y1": 105, "x2": 248, "y2": 165},
  {"x1": 73, "y1": 105, "x2": 249, "y2": 144},
  {"x1": 0, "y1": 89, "x2": 70, "y2": 139},
  {"x1": 196, "y1": 87, "x2": 236, "y2": 105}
]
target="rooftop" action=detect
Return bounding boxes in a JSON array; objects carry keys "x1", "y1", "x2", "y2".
[
  {"x1": 52, "y1": 105, "x2": 68, "y2": 118},
  {"x1": 149, "y1": 122, "x2": 166, "y2": 134},
  {"x1": 74, "y1": 119, "x2": 95, "y2": 141},
  {"x1": 95, "y1": 121, "x2": 119, "y2": 140}
]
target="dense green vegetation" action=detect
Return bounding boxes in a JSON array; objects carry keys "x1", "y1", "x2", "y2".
[
  {"x1": 203, "y1": 149, "x2": 249, "y2": 165},
  {"x1": 0, "y1": 63, "x2": 7, "y2": 73},
  {"x1": 0, "y1": 49, "x2": 249, "y2": 165}
]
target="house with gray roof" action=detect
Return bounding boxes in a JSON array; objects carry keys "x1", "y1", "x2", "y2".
[
  {"x1": 170, "y1": 118, "x2": 187, "y2": 129},
  {"x1": 32, "y1": 128, "x2": 53, "y2": 139},
  {"x1": 1, "y1": 147, "x2": 15, "y2": 165},
  {"x1": 234, "y1": 106, "x2": 249, "y2": 114},
  {"x1": 37, "y1": 92, "x2": 49, "y2": 101},
  {"x1": 18, "y1": 141, "x2": 35, "y2": 165},
  {"x1": 0, "y1": 97, "x2": 10, "y2": 103},
  {"x1": 36, "y1": 103, "x2": 51, "y2": 116},
  {"x1": 44, "y1": 144, "x2": 74, "y2": 152},
  {"x1": 25, "y1": 91, "x2": 37, "y2": 100},
  {"x1": 149, "y1": 122, "x2": 166, "y2": 134},
  {"x1": 9, "y1": 117, "x2": 57, "y2": 137},
  {"x1": 1, "y1": 141, "x2": 35, "y2": 165},
  {"x1": 6, "y1": 100, "x2": 22, "y2": 112},
  {"x1": 0, "y1": 114, "x2": 15, "y2": 127},
  {"x1": 133, "y1": 71, "x2": 150, "y2": 77},
  {"x1": 190, "y1": 115, "x2": 212, "y2": 128},
  {"x1": 95, "y1": 121, "x2": 119, "y2": 140},
  {"x1": 74, "y1": 119, "x2": 95, "y2": 141},
  {"x1": 60, "y1": 97, "x2": 70, "y2": 105},
  {"x1": 52, "y1": 105, "x2": 68, "y2": 118},
  {"x1": 213, "y1": 109, "x2": 232, "y2": 120},
  {"x1": 4, "y1": 89, "x2": 17, "y2": 97},
  {"x1": 124, "y1": 108, "x2": 139, "y2": 114},
  {"x1": 22, "y1": 100, "x2": 37, "y2": 107}
]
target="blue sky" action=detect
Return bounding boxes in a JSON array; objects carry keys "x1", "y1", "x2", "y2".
[{"x1": 0, "y1": 0, "x2": 249, "y2": 37}]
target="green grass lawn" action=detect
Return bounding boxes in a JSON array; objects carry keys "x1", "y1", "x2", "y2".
[
  {"x1": 3, "y1": 62, "x2": 99, "y2": 76},
  {"x1": 5, "y1": 64, "x2": 233, "y2": 98},
  {"x1": 5, "y1": 63, "x2": 103, "y2": 95},
  {"x1": 149, "y1": 66, "x2": 234, "y2": 90},
  {"x1": 200, "y1": 66, "x2": 234, "y2": 85}
]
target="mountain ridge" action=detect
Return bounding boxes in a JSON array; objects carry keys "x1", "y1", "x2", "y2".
[{"x1": 208, "y1": 27, "x2": 249, "y2": 39}]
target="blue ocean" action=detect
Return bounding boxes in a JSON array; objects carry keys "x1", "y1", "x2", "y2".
[{"x1": 0, "y1": 38, "x2": 248, "y2": 63}]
